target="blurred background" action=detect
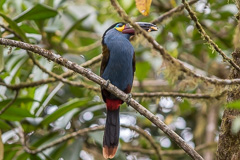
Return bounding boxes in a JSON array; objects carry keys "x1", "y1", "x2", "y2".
[{"x1": 0, "y1": 0, "x2": 237, "y2": 159}]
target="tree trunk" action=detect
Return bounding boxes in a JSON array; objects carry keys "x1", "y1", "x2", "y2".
[
  {"x1": 217, "y1": 46, "x2": 240, "y2": 159},
  {"x1": 217, "y1": 2, "x2": 240, "y2": 159}
]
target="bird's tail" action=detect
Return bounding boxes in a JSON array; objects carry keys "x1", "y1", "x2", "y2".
[{"x1": 103, "y1": 100, "x2": 121, "y2": 159}]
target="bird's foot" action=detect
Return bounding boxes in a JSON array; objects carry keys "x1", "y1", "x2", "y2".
[
  {"x1": 126, "y1": 93, "x2": 132, "y2": 105},
  {"x1": 104, "y1": 79, "x2": 110, "y2": 88}
]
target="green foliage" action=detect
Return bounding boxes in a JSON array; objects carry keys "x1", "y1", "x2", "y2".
[
  {"x1": 0, "y1": 45, "x2": 3, "y2": 72},
  {"x1": 40, "y1": 98, "x2": 97, "y2": 125},
  {"x1": 14, "y1": 4, "x2": 58, "y2": 23},
  {"x1": 136, "y1": 61, "x2": 151, "y2": 81},
  {"x1": 227, "y1": 100, "x2": 240, "y2": 109},
  {"x1": 0, "y1": 0, "x2": 237, "y2": 159},
  {"x1": 0, "y1": 13, "x2": 28, "y2": 42}
]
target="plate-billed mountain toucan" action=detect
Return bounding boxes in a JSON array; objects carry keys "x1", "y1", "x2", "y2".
[{"x1": 100, "y1": 22, "x2": 158, "y2": 159}]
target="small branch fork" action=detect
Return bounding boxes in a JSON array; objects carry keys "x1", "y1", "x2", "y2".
[
  {"x1": 0, "y1": 90, "x2": 19, "y2": 115},
  {"x1": 182, "y1": 0, "x2": 240, "y2": 71}
]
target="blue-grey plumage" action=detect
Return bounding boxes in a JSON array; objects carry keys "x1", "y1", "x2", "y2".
[
  {"x1": 101, "y1": 22, "x2": 157, "y2": 159},
  {"x1": 102, "y1": 29, "x2": 134, "y2": 94}
]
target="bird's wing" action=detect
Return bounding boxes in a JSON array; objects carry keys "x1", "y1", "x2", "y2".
[{"x1": 100, "y1": 44, "x2": 110, "y2": 76}]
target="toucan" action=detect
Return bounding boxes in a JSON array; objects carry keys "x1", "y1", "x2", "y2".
[{"x1": 100, "y1": 22, "x2": 158, "y2": 159}]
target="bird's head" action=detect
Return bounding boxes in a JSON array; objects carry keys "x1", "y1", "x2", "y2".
[
  {"x1": 102, "y1": 22, "x2": 158, "y2": 43},
  {"x1": 115, "y1": 22, "x2": 158, "y2": 34}
]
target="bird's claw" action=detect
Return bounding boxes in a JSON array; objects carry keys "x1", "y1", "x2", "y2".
[
  {"x1": 105, "y1": 79, "x2": 110, "y2": 88},
  {"x1": 127, "y1": 93, "x2": 132, "y2": 105}
]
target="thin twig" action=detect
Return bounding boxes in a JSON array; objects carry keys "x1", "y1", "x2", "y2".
[
  {"x1": 132, "y1": 91, "x2": 226, "y2": 99},
  {"x1": 24, "y1": 125, "x2": 104, "y2": 154},
  {"x1": 182, "y1": 0, "x2": 240, "y2": 71},
  {"x1": 0, "y1": 54, "x2": 102, "y2": 90},
  {"x1": 0, "y1": 79, "x2": 226, "y2": 99},
  {"x1": 152, "y1": 0, "x2": 198, "y2": 24},
  {"x1": 122, "y1": 142, "x2": 217, "y2": 156},
  {"x1": 200, "y1": 22, "x2": 231, "y2": 48},
  {"x1": 1, "y1": 24, "x2": 73, "y2": 85},
  {"x1": 0, "y1": 24, "x2": 22, "y2": 40},
  {"x1": 67, "y1": 40, "x2": 101, "y2": 53},
  {"x1": 25, "y1": 124, "x2": 163, "y2": 157},
  {"x1": 121, "y1": 125, "x2": 162, "y2": 160},
  {"x1": 0, "y1": 90, "x2": 19, "y2": 115}
]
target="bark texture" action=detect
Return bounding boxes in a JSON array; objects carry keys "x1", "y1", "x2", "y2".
[
  {"x1": 217, "y1": 50, "x2": 240, "y2": 160},
  {"x1": 217, "y1": 4, "x2": 240, "y2": 159}
]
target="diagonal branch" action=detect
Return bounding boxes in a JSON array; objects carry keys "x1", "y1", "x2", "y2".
[
  {"x1": 0, "y1": 37, "x2": 203, "y2": 160},
  {"x1": 24, "y1": 125, "x2": 105, "y2": 154},
  {"x1": 132, "y1": 91, "x2": 226, "y2": 99},
  {"x1": 0, "y1": 90, "x2": 19, "y2": 115},
  {"x1": 182, "y1": 0, "x2": 240, "y2": 71}
]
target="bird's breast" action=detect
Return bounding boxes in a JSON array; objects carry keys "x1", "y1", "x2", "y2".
[{"x1": 101, "y1": 40, "x2": 134, "y2": 91}]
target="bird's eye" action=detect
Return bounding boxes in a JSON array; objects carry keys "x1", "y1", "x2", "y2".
[
  {"x1": 115, "y1": 23, "x2": 125, "y2": 32},
  {"x1": 116, "y1": 24, "x2": 123, "y2": 28}
]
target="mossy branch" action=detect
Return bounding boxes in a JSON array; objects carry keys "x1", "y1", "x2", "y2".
[{"x1": 182, "y1": 0, "x2": 240, "y2": 71}]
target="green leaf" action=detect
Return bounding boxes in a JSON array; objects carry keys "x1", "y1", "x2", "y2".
[
  {"x1": 30, "y1": 154, "x2": 42, "y2": 160},
  {"x1": 20, "y1": 24, "x2": 40, "y2": 34},
  {"x1": 40, "y1": 98, "x2": 92, "y2": 125},
  {"x1": 136, "y1": 61, "x2": 151, "y2": 81},
  {"x1": 0, "y1": 29, "x2": 3, "y2": 72},
  {"x1": 0, "y1": 107, "x2": 34, "y2": 121},
  {"x1": 0, "y1": 98, "x2": 38, "y2": 109},
  {"x1": 14, "y1": 3, "x2": 58, "y2": 23},
  {"x1": 0, "y1": 120, "x2": 11, "y2": 130},
  {"x1": 0, "y1": 45, "x2": 3, "y2": 72},
  {"x1": 31, "y1": 132, "x2": 59, "y2": 148},
  {"x1": 179, "y1": 99, "x2": 192, "y2": 115},
  {"x1": 89, "y1": 131, "x2": 104, "y2": 145},
  {"x1": 0, "y1": 0, "x2": 6, "y2": 11},
  {"x1": 4, "y1": 144, "x2": 21, "y2": 160},
  {"x1": 227, "y1": 100, "x2": 240, "y2": 109},
  {"x1": 16, "y1": 152, "x2": 29, "y2": 160},
  {"x1": 61, "y1": 138, "x2": 83, "y2": 160},
  {"x1": 0, "y1": 13, "x2": 28, "y2": 42},
  {"x1": 61, "y1": 14, "x2": 90, "y2": 42}
]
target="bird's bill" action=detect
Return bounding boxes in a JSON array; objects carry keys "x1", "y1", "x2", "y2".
[
  {"x1": 122, "y1": 22, "x2": 158, "y2": 34},
  {"x1": 136, "y1": 22, "x2": 158, "y2": 32}
]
